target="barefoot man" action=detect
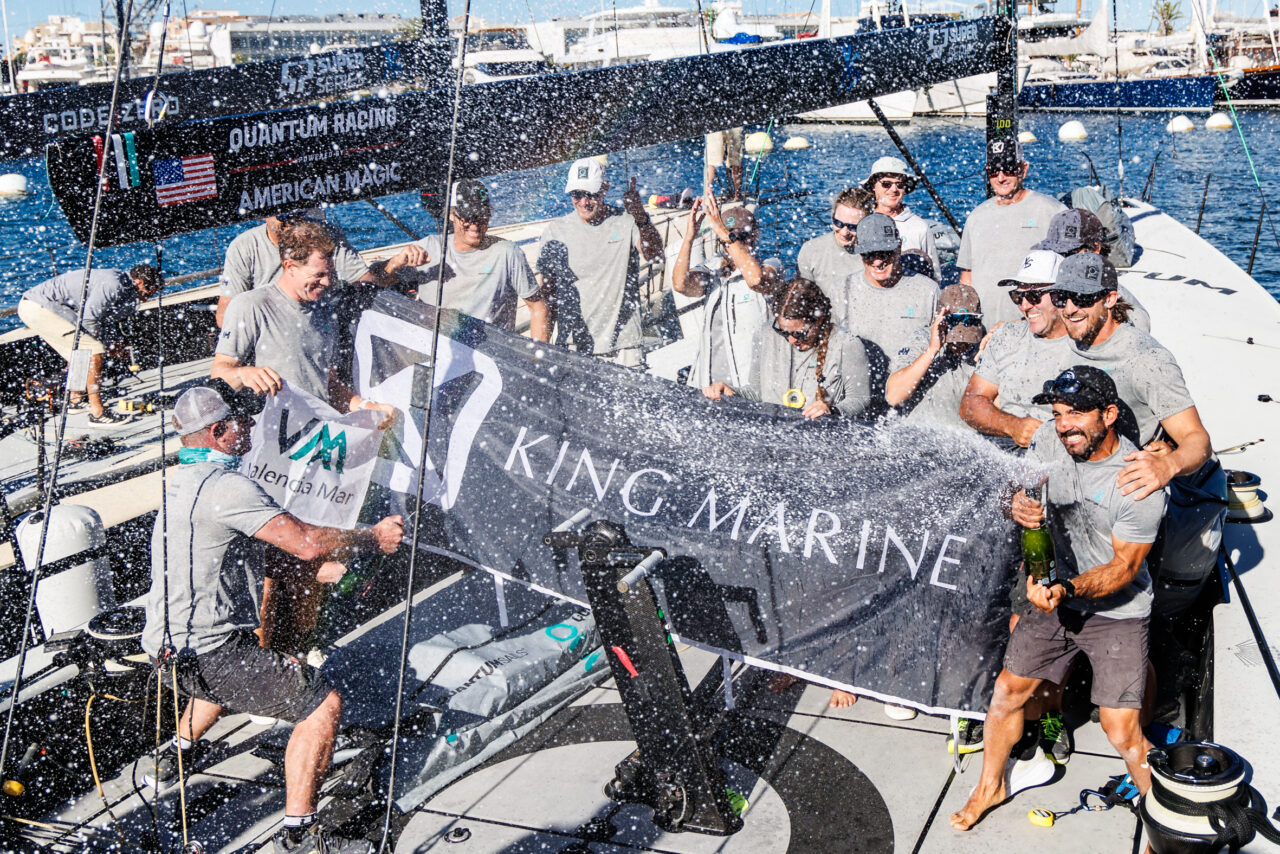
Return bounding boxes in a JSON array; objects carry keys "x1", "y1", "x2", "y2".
[{"x1": 951, "y1": 365, "x2": 1165, "y2": 831}]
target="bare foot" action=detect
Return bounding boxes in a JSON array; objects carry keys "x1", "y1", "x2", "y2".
[
  {"x1": 949, "y1": 781, "x2": 1007, "y2": 831},
  {"x1": 768, "y1": 673, "x2": 799, "y2": 694},
  {"x1": 829, "y1": 689, "x2": 857, "y2": 708}
]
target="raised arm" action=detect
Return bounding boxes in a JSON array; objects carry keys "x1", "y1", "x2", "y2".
[{"x1": 622, "y1": 178, "x2": 664, "y2": 262}]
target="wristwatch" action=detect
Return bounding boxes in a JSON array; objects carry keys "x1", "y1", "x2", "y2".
[{"x1": 1057, "y1": 579, "x2": 1076, "y2": 600}]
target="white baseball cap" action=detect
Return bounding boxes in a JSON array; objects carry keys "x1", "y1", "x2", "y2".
[
  {"x1": 999, "y1": 249, "x2": 1063, "y2": 287},
  {"x1": 565, "y1": 158, "x2": 606, "y2": 194},
  {"x1": 172, "y1": 381, "x2": 264, "y2": 436}
]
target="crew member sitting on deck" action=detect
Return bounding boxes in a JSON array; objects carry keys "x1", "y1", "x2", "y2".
[
  {"x1": 214, "y1": 209, "x2": 401, "y2": 328},
  {"x1": 951, "y1": 366, "x2": 1165, "y2": 832},
  {"x1": 213, "y1": 218, "x2": 396, "y2": 654},
  {"x1": 886, "y1": 284, "x2": 985, "y2": 429},
  {"x1": 956, "y1": 140, "x2": 1065, "y2": 326},
  {"x1": 139, "y1": 380, "x2": 403, "y2": 854},
  {"x1": 796, "y1": 186, "x2": 874, "y2": 312},
  {"x1": 702, "y1": 277, "x2": 872, "y2": 420},
  {"x1": 535, "y1": 158, "x2": 664, "y2": 368},
  {"x1": 864, "y1": 156, "x2": 940, "y2": 280},
  {"x1": 674, "y1": 195, "x2": 780, "y2": 390},
  {"x1": 838, "y1": 213, "x2": 940, "y2": 413},
  {"x1": 385, "y1": 178, "x2": 550, "y2": 340},
  {"x1": 18, "y1": 264, "x2": 163, "y2": 426}
]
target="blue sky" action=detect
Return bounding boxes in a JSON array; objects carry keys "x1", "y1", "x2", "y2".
[{"x1": 7, "y1": 0, "x2": 1276, "y2": 46}]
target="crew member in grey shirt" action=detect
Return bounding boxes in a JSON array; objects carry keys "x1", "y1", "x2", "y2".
[
  {"x1": 796, "y1": 186, "x2": 873, "y2": 308},
  {"x1": 886, "y1": 284, "x2": 984, "y2": 430},
  {"x1": 957, "y1": 141, "x2": 1065, "y2": 326},
  {"x1": 961, "y1": 250, "x2": 1074, "y2": 448},
  {"x1": 18, "y1": 265, "x2": 163, "y2": 424},
  {"x1": 703, "y1": 277, "x2": 872, "y2": 419},
  {"x1": 839, "y1": 213, "x2": 939, "y2": 409},
  {"x1": 674, "y1": 196, "x2": 779, "y2": 389},
  {"x1": 1033, "y1": 208, "x2": 1151, "y2": 332},
  {"x1": 140, "y1": 381, "x2": 402, "y2": 854},
  {"x1": 951, "y1": 365, "x2": 1164, "y2": 832},
  {"x1": 388, "y1": 179, "x2": 550, "y2": 340},
  {"x1": 215, "y1": 210, "x2": 385, "y2": 328},
  {"x1": 1052, "y1": 252, "x2": 1211, "y2": 500},
  {"x1": 864, "y1": 155, "x2": 940, "y2": 279},
  {"x1": 536, "y1": 158, "x2": 664, "y2": 368}
]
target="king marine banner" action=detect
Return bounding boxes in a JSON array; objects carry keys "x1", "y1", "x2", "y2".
[
  {"x1": 353, "y1": 292, "x2": 1031, "y2": 716},
  {"x1": 240, "y1": 385, "x2": 384, "y2": 529}
]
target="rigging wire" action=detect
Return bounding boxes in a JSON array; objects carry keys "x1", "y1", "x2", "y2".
[
  {"x1": 375, "y1": 0, "x2": 473, "y2": 846},
  {"x1": 1111, "y1": 0, "x2": 1124, "y2": 198},
  {"x1": 0, "y1": 0, "x2": 137, "y2": 785},
  {"x1": 145, "y1": 0, "x2": 172, "y2": 128}
]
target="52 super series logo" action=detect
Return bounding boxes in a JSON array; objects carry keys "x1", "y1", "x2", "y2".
[
  {"x1": 928, "y1": 22, "x2": 980, "y2": 60},
  {"x1": 278, "y1": 51, "x2": 370, "y2": 98}
]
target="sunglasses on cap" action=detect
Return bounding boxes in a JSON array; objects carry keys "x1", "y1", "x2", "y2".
[
  {"x1": 876, "y1": 178, "x2": 907, "y2": 190},
  {"x1": 772, "y1": 318, "x2": 815, "y2": 342},
  {"x1": 831, "y1": 216, "x2": 860, "y2": 232},
  {"x1": 720, "y1": 228, "x2": 753, "y2": 244},
  {"x1": 1048, "y1": 288, "x2": 1108, "y2": 308},
  {"x1": 1008, "y1": 287, "x2": 1051, "y2": 306},
  {"x1": 1041, "y1": 370, "x2": 1082, "y2": 398},
  {"x1": 943, "y1": 313, "x2": 983, "y2": 328}
]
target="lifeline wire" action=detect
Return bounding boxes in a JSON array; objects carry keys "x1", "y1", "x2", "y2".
[
  {"x1": 375, "y1": 0, "x2": 473, "y2": 846},
  {"x1": 0, "y1": 0, "x2": 137, "y2": 783}
]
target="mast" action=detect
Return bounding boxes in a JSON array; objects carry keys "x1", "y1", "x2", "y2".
[{"x1": 986, "y1": 0, "x2": 1019, "y2": 191}]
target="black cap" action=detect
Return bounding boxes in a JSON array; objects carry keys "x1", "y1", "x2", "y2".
[
  {"x1": 451, "y1": 179, "x2": 491, "y2": 221},
  {"x1": 1031, "y1": 365, "x2": 1118, "y2": 411},
  {"x1": 986, "y1": 137, "x2": 1024, "y2": 174}
]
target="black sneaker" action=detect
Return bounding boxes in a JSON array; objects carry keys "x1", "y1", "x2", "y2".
[
  {"x1": 946, "y1": 718, "x2": 984, "y2": 755},
  {"x1": 1039, "y1": 711, "x2": 1073, "y2": 765},
  {"x1": 273, "y1": 825, "x2": 374, "y2": 854},
  {"x1": 86, "y1": 409, "x2": 133, "y2": 428},
  {"x1": 139, "y1": 740, "x2": 212, "y2": 789}
]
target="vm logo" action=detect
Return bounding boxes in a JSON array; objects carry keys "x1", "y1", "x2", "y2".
[{"x1": 279, "y1": 412, "x2": 349, "y2": 473}]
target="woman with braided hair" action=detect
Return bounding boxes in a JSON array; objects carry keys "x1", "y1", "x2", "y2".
[{"x1": 703, "y1": 277, "x2": 872, "y2": 419}]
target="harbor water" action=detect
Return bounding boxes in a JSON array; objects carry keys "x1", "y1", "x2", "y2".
[{"x1": 0, "y1": 108, "x2": 1276, "y2": 331}]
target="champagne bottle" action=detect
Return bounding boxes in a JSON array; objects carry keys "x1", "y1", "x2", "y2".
[{"x1": 1021, "y1": 485, "x2": 1058, "y2": 585}]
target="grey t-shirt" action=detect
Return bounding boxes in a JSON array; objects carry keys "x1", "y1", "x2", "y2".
[
  {"x1": 975, "y1": 322, "x2": 1076, "y2": 422},
  {"x1": 536, "y1": 206, "x2": 643, "y2": 357},
  {"x1": 891, "y1": 207, "x2": 940, "y2": 280},
  {"x1": 836, "y1": 271, "x2": 938, "y2": 401},
  {"x1": 217, "y1": 283, "x2": 347, "y2": 401},
  {"x1": 797, "y1": 232, "x2": 863, "y2": 310},
  {"x1": 141, "y1": 462, "x2": 284, "y2": 656},
  {"x1": 23, "y1": 269, "x2": 136, "y2": 340},
  {"x1": 218, "y1": 222, "x2": 369, "y2": 298},
  {"x1": 399, "y1": 234, "x2": 539, "y2": 330},
  {"x1": 1028, "y1": 430, "x2": 1167, "y2": 619},
  {"x1": 889, "y1": 328, "x2": 976, "y2": 429},
  {"x1": 1068, "y1": 322, "x2": 1196, "y2": 447},
  {"x1": 749, "y1": 324, "x2": 872, "y2": 416},
  {"x1": 957, "y1": 191, "x2": 1065, "y2": 326},
  {"x1": 691, "y1": 268, "x2": 771, "y2": 390}
]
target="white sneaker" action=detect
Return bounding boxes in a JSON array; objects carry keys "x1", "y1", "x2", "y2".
[
  {"x1": 884, "y1": 704, "x2": 918, "y2": 721},
  {"x1": 1005, "y1": 750, "x2": 1056, "y2": 796}
]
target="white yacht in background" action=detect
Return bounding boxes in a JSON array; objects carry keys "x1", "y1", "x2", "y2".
[
  {"x1": 796, "y1": 0, "x2": 917, "y2": 122},
  {"x1": 13, "y1": 15, "x2": 117, "y2": 92},
  {"x1": 457, "y1": 24, "x2": 551, "y2": 83}
]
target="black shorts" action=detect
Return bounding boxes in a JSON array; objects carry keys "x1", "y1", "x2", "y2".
[
  {"x1": 1004, "y1": 606, "x2": 1149, "y2": 710},
  {"x1": 172, "y1": 631, "x2": 333, "y2": 723}
]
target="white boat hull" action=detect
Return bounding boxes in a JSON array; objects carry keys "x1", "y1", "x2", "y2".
[{"x1": 794, "y1": 88, "x2": 916, "y2": 123}]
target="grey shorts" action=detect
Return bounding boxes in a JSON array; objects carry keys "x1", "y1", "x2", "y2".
[
  {"x1": 174, "y1": 631, "x2": 333, "y2": 723},
  {"x1": 1004, "y1": 606, "x2": 1149, "y2": 710}
]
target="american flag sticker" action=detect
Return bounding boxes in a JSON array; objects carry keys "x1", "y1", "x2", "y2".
[{"x1": 153, "y1": 154, "x2": 218, "y2": 206}]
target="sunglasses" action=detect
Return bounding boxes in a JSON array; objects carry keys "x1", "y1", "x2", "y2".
[
  {"x1": 877, "y1": 179, "x2": 907, "y2": 190},
  {"x1": 772, "y1": 319, "x2": 814, "y2": 342},
  {"x1": 863, "y1": 250, "x2": 896, "y2": 265},
  {"x1": 569, "y1": 190, "x2": 599, "y2": 201},
  {"x1": 1048, "y1": 289, "x2": 1107, "y2": 308},
  {"x1": 831, "y1": 217, "x2": 860, "y2": 232},
  {"x1": 943, "y1": 313, "x2": 983, "y2": 327},
  {"x1": 1008, "y1": 287, "x2": 1051, "y2": 306},
  {"x1": 987, "y1": 166, "x2": 1020, "y2": 178}
]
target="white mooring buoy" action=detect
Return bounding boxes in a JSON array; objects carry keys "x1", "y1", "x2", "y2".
[
  {"x1": 745, "y1": 131, "x2": 774, "y2": 155},
  {"x1": 782, "y1": 136, "x2": 810, "y2": 151},
  {"x1": 1204, "y1": 111, "x2": 1233, "y2": 130},
  {"x1": 1017, "y1": 130, "x2": 1038, "y2": 144},
  {"x1": 1057, "y1": 120, "x2": 1088, "y2": 141},
  {"x1": 0, "y1": 173, "x2": 28, "y2": 196},
  {"x1": 1167, "y1": 115, "x2": 1195, "y2": 133}
]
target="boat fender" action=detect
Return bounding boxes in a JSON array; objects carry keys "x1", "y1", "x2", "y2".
[
  {"x1": 0, "y1": 174, "x2": 28, "y2": 197},
  {"x1": 1057, "y1": 121, "x2": 1087, "y2": 141},
  {"x1": 1204, "y1": 112, "x2": 1232, "y2": 130},
  {"x1": 16, "y1": 504, "x2": 116, "y2": 637},
  {"x1": 782, "y1": 136, "x2": 810, "y2": 150},
  {"x1": 744, "y1": 131, "x2": 773, "y2": 154},
  {"x1": 1166, "y1": 115, "x2": 1195, "y2": 134}
]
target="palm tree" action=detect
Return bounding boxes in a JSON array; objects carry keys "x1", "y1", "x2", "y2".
[{"x1": 1152, "y1": 0, "x2": 1184, "y2": 36}]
